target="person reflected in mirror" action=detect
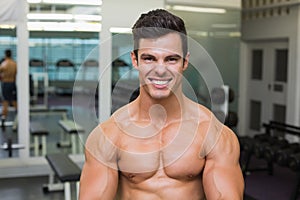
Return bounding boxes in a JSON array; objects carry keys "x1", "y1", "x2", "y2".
[{"x1": 0, "y1": 49, "x2": 17, "y2": 129}]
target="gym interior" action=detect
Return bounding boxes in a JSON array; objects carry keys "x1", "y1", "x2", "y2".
[{"x1": 0, "y1": 0, "x2": 300, "y2": 199}]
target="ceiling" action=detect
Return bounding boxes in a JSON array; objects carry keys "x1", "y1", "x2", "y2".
[{"x1": 1, "y1": 0, "x2": 241, "y2": 33}]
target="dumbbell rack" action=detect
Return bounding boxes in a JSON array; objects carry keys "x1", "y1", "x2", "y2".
[{"x1": 239, "y1": 121, "x2": 300, "y2": 200}]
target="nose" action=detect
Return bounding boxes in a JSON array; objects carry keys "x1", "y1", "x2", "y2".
[{"x1": 154, "y1": 62, "x2": 167, "y2": 76}]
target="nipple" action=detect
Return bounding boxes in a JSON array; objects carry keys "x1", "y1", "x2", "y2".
[{"x1": 127, "y1": 173, "x2": 135, "y2": 179}]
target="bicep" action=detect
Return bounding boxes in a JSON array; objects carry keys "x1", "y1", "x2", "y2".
[
  {"x1": 80, "y1": 150, "x2": 118, "y2": 200},
  {"x1": 203, "y1": 127, "x2": 244, "y2": 200},
  {"x1": 79, "y1": 125, "x2": 119, "y2": 200}
]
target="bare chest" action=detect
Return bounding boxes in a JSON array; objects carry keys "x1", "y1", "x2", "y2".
[{"x1": 117, "y1": 121, "x2": 205, "y2": 180}]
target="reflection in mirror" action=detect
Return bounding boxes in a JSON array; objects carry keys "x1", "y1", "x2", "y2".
[
  {"x1": 0, "y1": 29, "x2": 19, "y2": 159},
  {"x1": 28, "y1": 35, "x2": 99, "y2": 157},
  {"x1": 111, "y1": 33, "x2": 139, "y2": 114}
]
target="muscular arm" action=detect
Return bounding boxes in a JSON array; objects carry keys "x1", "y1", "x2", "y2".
[
  {"x1": 79, "y1": 150, "x2": 118, "y2": 200},
  {"x1": 202, "y1": 125, "x2": 244, "y2": 200},
  {"x1": 79, "y1": 125, "x2": 119, "y2": 200}
]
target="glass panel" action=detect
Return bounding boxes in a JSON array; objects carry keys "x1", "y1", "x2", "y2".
[
  {"x1": 249, "y1": 100, "x2": 261, "y2": 131},
  {"x1": 272, "y1": 104, "x2": 286, "y2": 137},
  {"x1": 273, "y1": 104, "x2": 286, "y2": 123},
  {"x1": 28, "y1": 35, "x2": 99, "y2": 157},
  {"x1": 0, "y1": 31, "x2": 19, "y2": 159},
  {"x1": 251, "y1": 49, "x2": 263, "y2": 80},
  {"x1": 111, "y1": 33, "x2": 139, "y2": 113},
  {"x1": 275, "y1": 49, "x2": 288, "y2": 82},
  {"x1": 169, "y1": 8, "x2": 241, "y2": 110}
]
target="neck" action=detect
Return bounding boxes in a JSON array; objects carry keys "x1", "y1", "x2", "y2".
[{"x1": 135, "y1": 89, "x2": 186, "y2": 123}]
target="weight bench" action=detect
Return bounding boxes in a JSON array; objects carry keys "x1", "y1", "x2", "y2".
[
  {"x1": 30, "y1": 122, "x2": 49, "y2": 156},
  {"x1": 44, "y1": 153, "x2": 81, "y2": 200},
  {"x1": 57, "y1": 120, "x2": 84, "y2": 154},
  {"x1": 0, "y1": 138, "x2": 25, "y2": 157}
]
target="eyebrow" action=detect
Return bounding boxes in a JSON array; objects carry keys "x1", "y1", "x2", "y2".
[
  {"x1": 140, "y1": 53, "x2": 182, "y2": 59},
  {"x1": 165, "y1": 54, "x2": 182, "y2": 59},
  {"x1": 140, "y1": 53, "x2": 155, "y2": 58}
]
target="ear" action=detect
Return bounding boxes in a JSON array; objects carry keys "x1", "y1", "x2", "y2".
[
  {"x1": 182, "y1": 52, "x2": 190, "y2": 71},
  {"x1": 130, "y1": 51, "x2": 138, "y2": 70}
]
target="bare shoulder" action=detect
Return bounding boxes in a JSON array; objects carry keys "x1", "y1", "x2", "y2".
[
  {"x1": 86, "y1": 103, "x2": 137, "y2": 147},
  {"x1": 84, "y1": 115, "x2": 121, "y2": 168},
  {"x1": 206, "y1": 121, "x2": 240, "y2": 163},
  {"x1": 215, "y1": 125, "x2": 239, "y2": 153},
  {"x1": 194, "y1": 104, "x2": 240, "y2": 160}
]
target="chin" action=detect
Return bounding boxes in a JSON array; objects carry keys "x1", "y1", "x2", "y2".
[{"x1": 149, "y1": 91, "x2": 171, "y2": 100}]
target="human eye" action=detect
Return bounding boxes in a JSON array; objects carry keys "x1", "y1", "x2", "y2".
[
  {"x1": 141, "y1": 55, "x2": 155, "y2": 63},
  {"x1": 166, "y1": 56, "x2": 180, "y2": 64}
]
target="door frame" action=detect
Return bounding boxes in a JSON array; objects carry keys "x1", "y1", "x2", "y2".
[{"x1": 238, "y1": 39, "x2": 292, "y2": 137}]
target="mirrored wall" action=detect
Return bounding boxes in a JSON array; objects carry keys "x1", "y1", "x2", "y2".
[{"x1": 0, "y1": 6, "x2": 241, "y2": 160}]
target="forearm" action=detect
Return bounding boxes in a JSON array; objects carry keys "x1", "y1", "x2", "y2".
[{"x1": 203, "y1": 165, "x2": 244, "y2": 200}]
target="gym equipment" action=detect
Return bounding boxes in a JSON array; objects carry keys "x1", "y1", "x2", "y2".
[
  {"x1": 82, "y1": 59, "x2": 98, "y2": 81},
  {"x1": 276, "y1": 143, "x2": 300, "y2": 167},
  {"x1": 57, "y1": 120, "x2": 84, "y2": 154},
  {"x1": 29, "y1": 59, "x2": 45, "y2": 73},
  {"x1": 225, "y1": 111, "x2": 238, "y2": 128},
  {"x1": 30, "y1": 121, "x2": 49, "y2": 156},
  {"x1": 288, "y1": 153, "x2": 300, "y2": 200},
  {"x1": 244, "y1": 133, "x2": 276, "y2": 175},
  {"x1": 43, "y1": 153, "x2": 81, "y2": 200},
  {"x1": 55, "y1": 59, "x2": 76, "y2": 95},
  {"x1": 263, "y1": 139, "x2": 289, "y2": 163},
  {"x1": 29, "y1": 59, "x2": 48, "y2": 108},
  {"x1": 239, "y1": 136, "x2": 254, "y2": 153},
  {"x1": 211, "y1": 87, "x2": 226, "y2": 104},
  {"x1": 238, "y1": 136, "x2": 255, "y2": 177},
  {"x1": 263, "y1": 121, "x2": 300, "y2": 168},
  {"x1": 210, "y1": 85, "x2": 229, "y2": 123},
  {"x1": 288, "y1": 152, "x2": 300, "y2": 171},
  {"x1": 0, "y1": 106, "x2": 18, "y2": 130},
  {"x1": 252, "y1": 134, "x2": 276, "y2": 158},
  {"x1": 0, "y1": 138, "x2": 25, "y2": 157},
  {"x1": 242, "y1": 120, "x2": 300, "y2": 200},
  {"x1": 228, "y1": 88, "x2": 235, "y2": 103},
  {"x1": 30, "y1": 72, "x2": 49, "y2": 109}
]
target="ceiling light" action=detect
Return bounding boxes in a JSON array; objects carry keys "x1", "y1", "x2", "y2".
[
  {"x1": 172, "y1": 5, "x2": 226, "y2": 14},
  {"x1": 27, "y1": 21, "x2": 101, "y2": 32},
  {"x1": 74, "y1": 14, "x2": 102, "y2": 22},
  {"x1": 0, "y1": 24, "x2": 16, "y2": 29},
  {"x1": 27, "y1": 13, "x2": 101, "y2": 22},
  {"x1": 211, "y1": 24, "x2": 238, "y2": 28},
  {"x1": 27, "y1": 0, "x2": 42, "y2": 3},
  {"x1": 42, "y1": 0, "x2": 102, "y2": 6},
  {"x1": 109, "y1": 27, "x2": 132, "y2": 34},
  {"x1": 27, "y1": 13, "x2": 73, "y2": 20}
]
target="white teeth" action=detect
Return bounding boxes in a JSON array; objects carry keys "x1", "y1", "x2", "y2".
[{"x1": 152, "y1": 80, "x2": 169, "y2": 85}]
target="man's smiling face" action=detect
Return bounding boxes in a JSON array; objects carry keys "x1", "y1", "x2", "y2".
[{"x1": 131, "y1": 32, "x2": 189, "y2": 100}]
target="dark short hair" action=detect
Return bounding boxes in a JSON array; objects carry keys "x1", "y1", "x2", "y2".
[
  {"x1": 5, "y1": 49, "x2": 12, "y2": 58},
  {"x1": 132, "y1": 9, "x2": 188, "y2": 58}
]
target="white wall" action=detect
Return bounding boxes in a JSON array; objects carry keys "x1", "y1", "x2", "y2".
[
  {"x1": 166, "y1": 0, "x2": 241, "y2": 9},
  {"x1": 239, "y1": 5, "x2": 300, "y2": 136}
]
